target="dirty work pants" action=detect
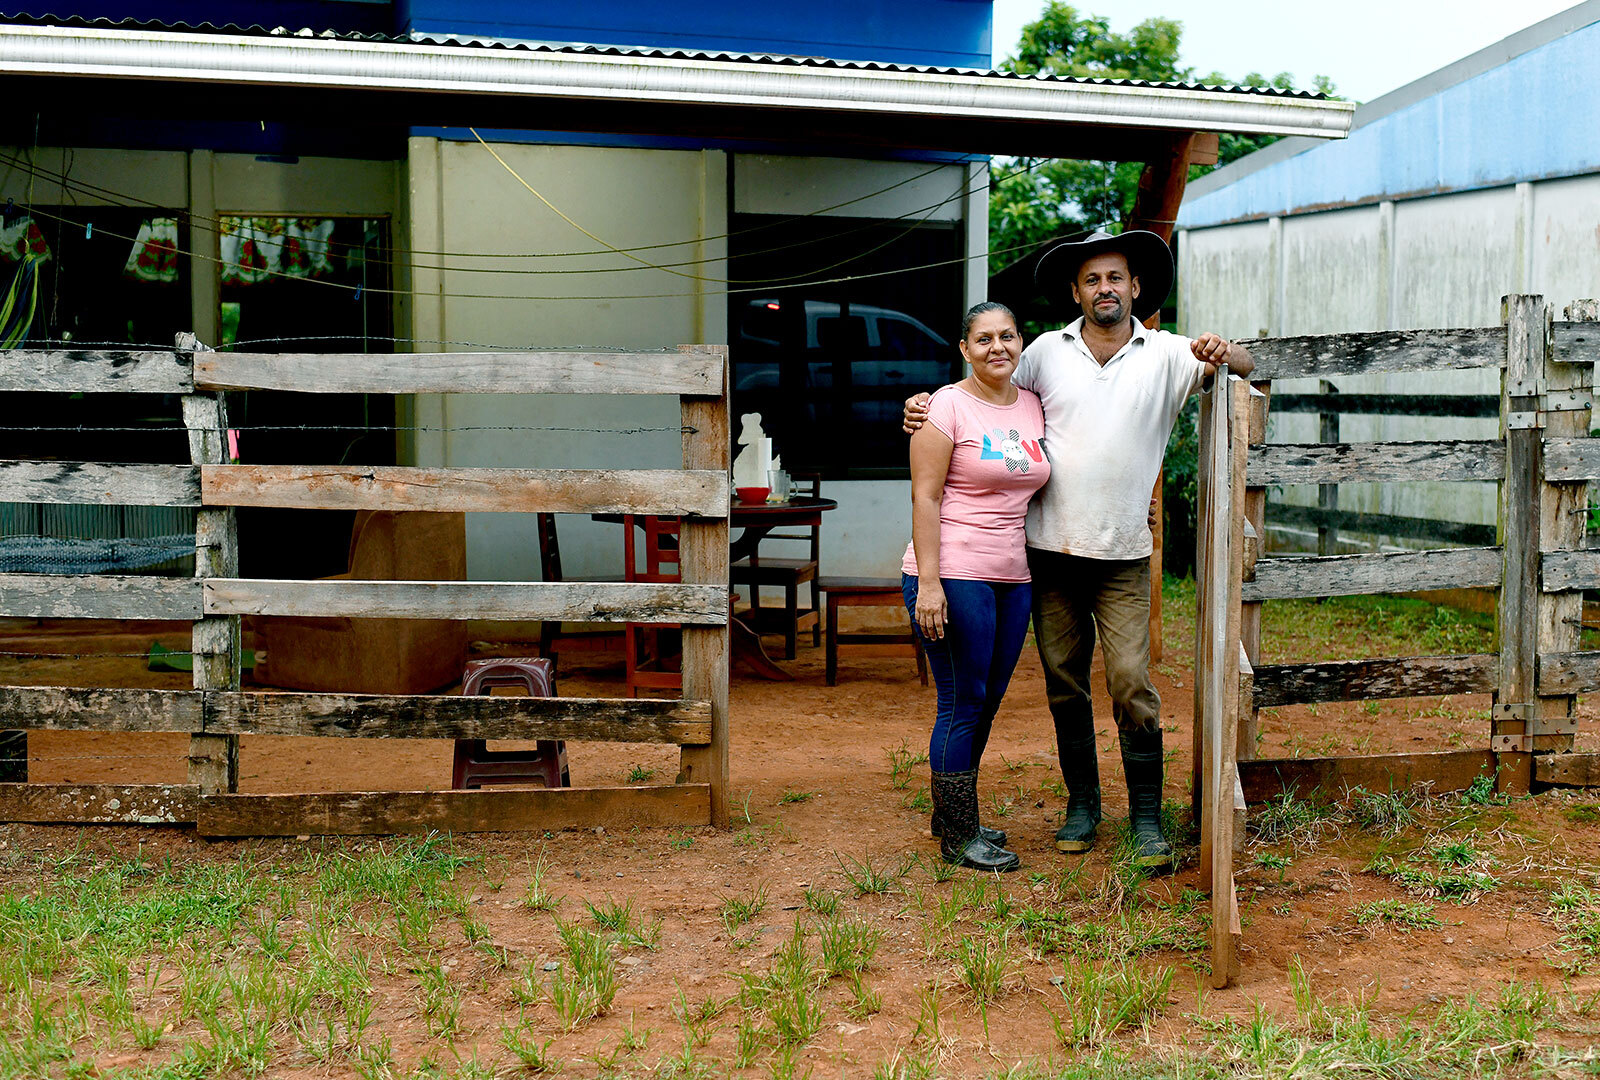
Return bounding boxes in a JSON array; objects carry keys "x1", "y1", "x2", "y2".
[
  {"x1": 1027, "y1": 550, "x2": 1161, "y2": 781},
  {"x1": 901, "y1": 574, "x2": 1033, "y2": 773}
]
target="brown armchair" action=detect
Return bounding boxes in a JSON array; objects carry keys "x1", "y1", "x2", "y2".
[{"x1": 253, "y1": 510, "x2": 468, "y2": 695}]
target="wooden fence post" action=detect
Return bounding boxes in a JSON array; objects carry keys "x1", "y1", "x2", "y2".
[
  {"x1": 677, "y1": 345, "x2": 731, "y2": 827},
  {"x1": 1496, "y1": 296, "x2": 1547, "y2": 794},
  {"x1": 178, "y1": 333, "x2": 240, "y2": 796},
  {"x1": 1533, "y1": 300, "x2": 1596, "y2": 755},
  {"x1": 1238, "y1": 382, "x2": 1270, "y2": 763}
]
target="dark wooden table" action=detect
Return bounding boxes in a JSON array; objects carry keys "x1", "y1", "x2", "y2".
[
  {"x1": 596, "y1": 496, "x2": 838, "y2": 679},
  {"x1": 728, "y1": 495, "x2": 838, "y2": 563}
]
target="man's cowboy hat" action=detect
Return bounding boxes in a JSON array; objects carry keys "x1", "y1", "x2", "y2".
[{"x1": 1033, "y1": 229, "x2": 1174, "y2": 322}]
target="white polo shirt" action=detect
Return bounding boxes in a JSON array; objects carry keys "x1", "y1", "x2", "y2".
[{"x1": 1012, "y1": 317, "x2": 1208, "y2": 561}]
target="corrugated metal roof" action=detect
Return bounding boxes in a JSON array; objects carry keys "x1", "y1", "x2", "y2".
[{"x1": 0, "y1": 10, "x2": 1328, "y2": 100}]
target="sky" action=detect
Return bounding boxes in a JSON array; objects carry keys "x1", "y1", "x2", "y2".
[{"x1": 989, "y1": 0, "x2": 1586, "y2": 103}]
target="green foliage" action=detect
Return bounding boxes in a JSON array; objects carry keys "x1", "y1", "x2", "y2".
[
  {"x1": 988, "y1": 2, "x2": 1343, "y2": 301},
  {"x1": 1351, "y1": 898, "x2": 1441, "y2": 930}
]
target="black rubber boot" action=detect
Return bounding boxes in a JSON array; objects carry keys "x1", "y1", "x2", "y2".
[
  {"x1": 1053, "y1": 721, "x2": 1101, "y2": 854},
  {"x1": 1120, "y1": 727, "x2": 1174, "y2": 872},
  {"x1": 932, "y1": 707, "x2": 1005, "y2": 846},
  {"x1": 930, "y1": 770, "x2": 1020, "y2": 873},
  {"x1": 930, "y1": 817, "x2": 1007, "y2": 848}
]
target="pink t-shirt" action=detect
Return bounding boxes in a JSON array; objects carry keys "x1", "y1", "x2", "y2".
[{"x1": 901, "y1": 384, "x2": 1051, "y2": 582}]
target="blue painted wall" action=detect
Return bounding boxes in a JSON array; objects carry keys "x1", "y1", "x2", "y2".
[
  {"x1": 15, "y1": 1, "x2": 994, "y2": 68},
  {"x1": 397, "y1": 0, "x2": 993, "y2": 68},
  {"x1": 1179, "y1": 18, "x2": 1600, "y2": 228},
  {"x1": 20, "y1": 1, "x2": 395, "y2": 33}
]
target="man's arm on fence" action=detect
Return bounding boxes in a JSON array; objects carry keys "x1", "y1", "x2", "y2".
[{"x1": 1193, "y1": 334, "x2": 1255, "y2": 380}]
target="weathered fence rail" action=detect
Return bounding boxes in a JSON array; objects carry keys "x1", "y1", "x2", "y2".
[
  {"x1": 1193, "y1": 295, "x2": 1600, "y2": 989},
  {"x1": 0, "y1": 339, "x2": 732, "y2": 834}
]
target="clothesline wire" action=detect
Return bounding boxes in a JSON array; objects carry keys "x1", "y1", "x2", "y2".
[
  {"x1": 17, "y1": 201, "x2": 1055, "y2": 301},
  {"x1": 0, "y1": 146, "x2": 990, "y2": 264},
  {"x1": 460, "y1": 126, "x2": 971, "y2": 282}
]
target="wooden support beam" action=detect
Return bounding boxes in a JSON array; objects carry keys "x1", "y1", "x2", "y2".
[
  {"x1": 1534, "y1": 753, "x2": 1600, "y2": 787},
  {"x1": 1238, "y1": 750, "x2": 1497, "y2": 803},
  {"x1": 1253, "y1": 653, "x2": 1496, "y2": 708},
  {"x1": 182, "y1": 351, "x2": 241, "y2": 798},
  {"x1": 0, "y1": 462, "x2": 200, "y2": 506},
  {"x1": 0, "y1": 573, "x2": 202, "y2": 620},
  {"x1": 1536, "y1": 650, "x2": 1600, "y2": 694},
  {"x1": 1239, "y1": 382, "x2": 1270, "y2": 763},
  {"x1": 1496, "y1": 295, "x2": 1545, "y2": 788},
  {"x1": 677, "y1": 346, "x2": 732, "y2": 827},
  {"x1": 1535, "y1": 300, "x2": 1592, "y2": 757},
  {"x1": 200, "y1": 465, "x2": 730, "y2": 518},
  {"x1": 1552, "y1": 320, "x2": 1600, "y2": 365},
  {"x1": 0, "y1": 783, "x2": 197, "y2": 824},
  {"x1": 205, "y1": 692, "x2": 712, "y2": 744},
  {"x1": 1125, "y1": 132, "x2": 1198, "y2": 670},
  {"x1": 1244, "y1": 546, "x2": 1502, "y2": 602},
  {"x1": 196, "y1": 348, "x2": 725, "y2": 396},
  {"x1": 1543, "y1": 438, "x2": 1600, "y2": 482},
  {"x1": 1248, "y1": 327, "x2": 1506, "y2": 381},
  {"x1": 195, "y1": 784, "x2": 712, "y2": 837},
  {"x1": 0, "y1": 349, "x2": 193, "y2": 393},
  {"x1": 1248, "y1": 440, "x2": 1504, "y2": 486},
  {"x1": 200, "y1": 579, "x2": 729, "y2": 624}
]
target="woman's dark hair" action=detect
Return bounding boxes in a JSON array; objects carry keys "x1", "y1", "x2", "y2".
[{"x1": 960, "y1": 301, "x2": 1017, "y2": 341}]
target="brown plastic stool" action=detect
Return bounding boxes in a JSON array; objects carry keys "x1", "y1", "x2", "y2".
[{"x1": 451, "y1": 657, "x2": 571, "y2": 789}]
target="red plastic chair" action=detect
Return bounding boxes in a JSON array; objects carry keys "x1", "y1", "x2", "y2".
[{"x1": 623, "y1": 515, "x2": 683, "y2": 698}]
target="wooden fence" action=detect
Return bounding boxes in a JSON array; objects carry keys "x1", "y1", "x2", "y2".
[
  {"x1": 0, "y1": 340, "x2": 732, "y2": 834},
  {"x1": 1193, "y1": 295, "x2": 1600, "y2": 985}
]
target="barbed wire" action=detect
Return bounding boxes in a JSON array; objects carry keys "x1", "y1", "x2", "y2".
[
  {"x1": 0, "y1": 649, "x2": 197, "y2": 659},
  {"x1": 0, "y1": 423, "x2": 696, "y2": 434}
]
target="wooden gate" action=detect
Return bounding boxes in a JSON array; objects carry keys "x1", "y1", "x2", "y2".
[
  {"x1": 1194, "y1": 295, "x2": 1600, "y2": 985},
  {"x1": 0, "y1": 340, "x2": 731, "y2": 834}
]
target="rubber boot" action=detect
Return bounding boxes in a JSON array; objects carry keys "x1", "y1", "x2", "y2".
[
  {"x1": 930, "y1": 770, "x2": 1020, "y2": 873},
  {"x1": 929, "y1": 709, "x2": 1006, "y2": 846},
  {"x1": 1053, "y1": 720, "x2": 1101, "y2": 854},
  {"x1": 1120, "y1": 726, "x2": 1174, "y2": 871}
]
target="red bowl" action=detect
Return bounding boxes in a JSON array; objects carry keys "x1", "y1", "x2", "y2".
[{"x1": 735, "y1": 486, "x2": 770, "y2": 503}]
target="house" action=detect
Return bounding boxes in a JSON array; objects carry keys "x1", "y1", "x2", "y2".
[
  {"x1": 1175, "y1": 1, "x2": 1600, "y2": 552},
  {"x1": 0, "y1": 2, "x2": 1351, "y2": 586}
]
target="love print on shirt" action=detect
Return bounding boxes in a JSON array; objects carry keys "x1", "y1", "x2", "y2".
[{"x1": 980, "y1": 428, "x2": 1045, "y2": 473}]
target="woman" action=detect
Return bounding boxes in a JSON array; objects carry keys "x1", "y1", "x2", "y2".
[{"x1": 902, "y1": 302, "x2": 1049, "y2": 872}]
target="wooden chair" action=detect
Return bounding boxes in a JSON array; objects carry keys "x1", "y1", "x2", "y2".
[
  {"x1": 820, "y1": 576, "x2": 927, "y2": 687},
  {"x1": 731, "y1": 473, "x2": 822, "y2": 659},
  {"x1": 536, "y1": 512, "x2": 624, "y2": 673},
  {"x1": 623, "y1": 514, "x2": 683, "y2": 697}
]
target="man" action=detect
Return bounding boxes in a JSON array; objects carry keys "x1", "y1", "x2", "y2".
[{"x1": 904, "y1": 229, "x2": 1252, "y2": 869}]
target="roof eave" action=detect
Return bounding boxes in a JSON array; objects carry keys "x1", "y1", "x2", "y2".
[{"x1": 0, "y1": 24, "x2": 1356, "y2": 142}]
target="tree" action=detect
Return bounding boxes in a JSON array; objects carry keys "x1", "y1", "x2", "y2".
[
  {"x1": 989, "y1": 4, "x2": 1344, "y2": 574},
  {"x1": 989, "y1": 3, "x2": 1341, "y2": 274}
]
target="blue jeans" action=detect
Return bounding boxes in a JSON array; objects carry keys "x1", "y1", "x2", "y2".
[{"x1": 902, "y1": 574, "x2": 1033, "y2": 773}]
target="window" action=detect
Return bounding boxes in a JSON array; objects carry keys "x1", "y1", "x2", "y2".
[{"x1": 728, "y1": 213, "x2": 964, "y2": 480}]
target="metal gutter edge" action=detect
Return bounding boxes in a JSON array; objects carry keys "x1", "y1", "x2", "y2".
[{"x1": 0, "y1": 24, "x2": 1356, "y2": 139}]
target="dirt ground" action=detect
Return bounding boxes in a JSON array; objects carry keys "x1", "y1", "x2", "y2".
[{"x1": 3, "y1": 598, "x2": 1600, "y2": 1076}]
